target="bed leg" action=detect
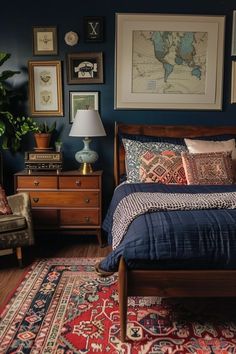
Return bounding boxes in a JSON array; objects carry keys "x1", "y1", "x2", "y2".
[{"x1": 118, "y1": 256, "x2": 128, "y2": 342}]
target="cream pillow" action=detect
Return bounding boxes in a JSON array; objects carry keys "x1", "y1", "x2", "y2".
[{"x1": 184, "y1": 138, "x2": 236, "y2": 160}]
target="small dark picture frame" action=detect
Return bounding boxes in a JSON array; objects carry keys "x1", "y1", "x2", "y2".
[
  {"x1": 33, "y1": 26, "x2": 58, "y2": 55},
  {"x1": 84, "y1": 17, "x2": 104, "y2": 42},
  {"x1": 67, "y1": 52, "x2": 104, "y2": 84}
]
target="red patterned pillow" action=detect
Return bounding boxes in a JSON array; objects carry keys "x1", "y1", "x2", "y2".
[
  {"x1": 139, "y1": 151, "x2": 187, "y2": 184},
  {"x1": 0, "y1": 186, "x2": 12, "y2": 215},
  {"x1": 181, "y1": 151, "x2": 234, "y2": 185}
]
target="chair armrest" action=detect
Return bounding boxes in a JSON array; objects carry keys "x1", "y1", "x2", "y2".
[
  {"x1": 7, "y1": 192, "x2": 34, "y2": 244},
  {"x1": 7, "y1": 192, "x2": 31, "y2": 218}
]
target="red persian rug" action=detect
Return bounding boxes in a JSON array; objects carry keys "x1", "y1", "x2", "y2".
[{"x1": 1, "y1": 258, "x2": 236, "y2": 353}]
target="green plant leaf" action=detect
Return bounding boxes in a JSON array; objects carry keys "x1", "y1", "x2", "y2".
[
  {"x1": 0, "y1": 70, "x2": 20, "y2": 81},
  {"x1": 0, "y1": 52, "x2": 11, "y2": 67}
]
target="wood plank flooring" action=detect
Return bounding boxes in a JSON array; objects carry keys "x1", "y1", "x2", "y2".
[{"x1": 0, "y1": 233, "x2": 112, "y2": 309}]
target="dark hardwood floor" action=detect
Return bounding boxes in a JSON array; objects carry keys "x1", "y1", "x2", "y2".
[{"x1": 0, "y1": 233, "x2": 112, "y2": 309}]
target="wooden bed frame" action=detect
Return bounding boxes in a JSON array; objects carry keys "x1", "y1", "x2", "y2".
[{"x1": 114, "y1": 122, "x2": 236, "y2": 342}]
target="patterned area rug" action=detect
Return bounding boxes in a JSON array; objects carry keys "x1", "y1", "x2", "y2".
[{"x1": 1, "y1": 258, "x2": 236, "y2": 353}]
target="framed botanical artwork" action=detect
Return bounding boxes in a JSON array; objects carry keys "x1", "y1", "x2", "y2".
[
  {"x1": 232, "y1": 11, "x2": 236, "y2": 56},
  {"x1": 28, "y1": 60, "x2": 63, "y2": 116},
  {"x1": 84, "y1": 17, "x2": 104, "y2": 42},
  {"x1": 32, "y1": 26, "x2": 58, "y2": 55},
  {"x1": 231, "y1": 61, "x2": 236, "y2": 103},
  {"x1": 115, "y1": 13, "x2": 225, "y2": 110},
  {"x1": 69, "y1": 91, "x2": 99, "y2": 123},
  {"x1": 66, "y1": 52, "x2": 104, "y2": 84}
]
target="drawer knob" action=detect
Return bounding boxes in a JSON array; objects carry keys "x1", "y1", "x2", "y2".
[
  {"x1": 75, "y1": 180, "x2": 81, "y2": 186},
  {"x1": 33, "y1": 197, "x2": 39, "y2": 203},
  {"x1": 84, "y1": 198, "x2": 90, "y2": 204},
  {"x1": 85, "y1": 217, "x2": 90, "y2": 223},
  {"x1": 34, "y1": 180, "x2": 39, "y2": 186}
]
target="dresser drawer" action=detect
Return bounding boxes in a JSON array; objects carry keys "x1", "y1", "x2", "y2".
[
  {"x1": 17, "y1": 176, "x2": 57, "y2": 189},
  {"x1": 60, "y1": 209, "x2": 99, "y2": 226},
  {"x1": 29, "y1": 191, "x2": 99, "y2": 207},
  {"x1": 32, "y1": 209, "x2": 58, "y2": 227},
  {"x1": 59, "y1": 176, "x2": 99, "y2": 189}
]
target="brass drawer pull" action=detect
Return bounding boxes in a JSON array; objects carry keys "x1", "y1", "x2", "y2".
[
  {"x1": 84, "y1": 198, "x2": 90, "y2": 204},
  {"x1": 34, "y1": 180, "x2": 39, "y2": 186},
  {"x1": 84, "y1": 217, "x2": 90, "y2": 223},
  {"x1": 33, "y1": 197, "x2": 39, "y2": 203},
  {"x1": 75, "y1": 180, "x2": 81, "y2": 186}
]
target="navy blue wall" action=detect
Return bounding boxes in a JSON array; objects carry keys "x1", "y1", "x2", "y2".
[{"x1": 1, "y1": 0, "x2": 236, "y2": 212}]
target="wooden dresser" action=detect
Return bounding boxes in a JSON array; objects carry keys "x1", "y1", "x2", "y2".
[{"x1": 14, "y1": 170, "x2": 103, "y2": 246}]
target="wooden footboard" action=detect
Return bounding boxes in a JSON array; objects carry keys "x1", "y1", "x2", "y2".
[{"x1": 118, "y1": 257, "x2": 236, "y2": 342}]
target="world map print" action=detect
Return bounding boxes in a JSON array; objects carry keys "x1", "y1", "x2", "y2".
[{"x1": 132, "y1": 31, "x2": 208, "y2": 95}]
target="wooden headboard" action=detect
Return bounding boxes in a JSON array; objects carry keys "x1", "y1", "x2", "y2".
[{"x1": 114, "y1": 122, "x2": 236, "y2": 186}]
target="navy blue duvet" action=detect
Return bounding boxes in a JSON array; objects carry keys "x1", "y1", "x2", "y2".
[{"x1": 100, "y1": 183, "x2": 236, "y2": 272}]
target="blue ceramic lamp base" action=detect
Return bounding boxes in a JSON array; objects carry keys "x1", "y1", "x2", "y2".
[{"x1": 75, "y1": 137, "x2": 98, "y2": 174}]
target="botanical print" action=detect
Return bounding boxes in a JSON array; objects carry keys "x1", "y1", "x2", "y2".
[
  {"x1": 132, "y1": 30, "x2": 207, "y2": 94},
  {"x1": 34, "y1": 66, "x2": 58, "y2": 111},
  {"x1": 39, "y1": 71, "x2": 52, "y2": 85},
  {"x1": 40, "y1": 90, "x2": 52, "y2": 105},
  {"x1": 37, "y1": 31, "x2": 54, "y2": 51}
]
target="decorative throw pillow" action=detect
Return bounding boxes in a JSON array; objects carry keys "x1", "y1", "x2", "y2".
[
  {"x1": 181, "y1": 151, "x2": 234, "y2": 185},
  {"x1": 140, "y1": 151, "x2": 187, "y2": 184},
  {"x1": 122, "y1": 138, "x2": 187, "y2": 183},
  {"x1": 184, "y1": 138, "x2": 236, "y2": 159},
  {"x1": 0, "y1": 186, "x2": 12, "y2": 215}
]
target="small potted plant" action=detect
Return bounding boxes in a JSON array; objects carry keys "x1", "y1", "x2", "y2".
[{"x1": 34, "y1": 121, "x2": 57, "y2": 150}]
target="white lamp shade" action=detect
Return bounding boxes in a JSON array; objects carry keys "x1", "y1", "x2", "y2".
[{"x1": 69, "y1": 109, "x2": 106, "y2": 137}]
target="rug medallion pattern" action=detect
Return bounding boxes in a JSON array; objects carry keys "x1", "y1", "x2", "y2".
[{"x1": 0, "y1": 258, "x2": 236, "y2": 353}]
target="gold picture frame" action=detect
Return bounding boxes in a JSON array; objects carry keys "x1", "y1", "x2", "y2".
[
  {"x1": 33, "y1": 26, "x2": 58, "y2": 55},
  {"x1": 28, "y1": 60, "x2": 63, "y2": 116},
  {"x1": 231, "y1": 11, "x2": 236, "y2": 56},
  {"x1": 115, "y1": 13, "x2": 225, "y2": 110},
  {"x1": 231, "y1": 61, "x2": 236, "y2": 103}
]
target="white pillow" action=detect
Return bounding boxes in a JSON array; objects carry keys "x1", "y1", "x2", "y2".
[{"x1": 184, "y1": 138, "x2": 236, "y2": 160}]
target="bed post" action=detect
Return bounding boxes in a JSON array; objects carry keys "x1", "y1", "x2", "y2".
[
  {"x1": 118, "y1": 256, "x2": 128, "y2": 342},
  {"x1": 114, "y1": 121, "x2": 119, "y2": 187}
]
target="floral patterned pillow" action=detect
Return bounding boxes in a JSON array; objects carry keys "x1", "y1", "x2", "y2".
[
  {"x1": 139, "y1": 151, "x2": 187, "y2": 184},
  {"x1": 181, "y1": 151, "x2": 234, "y2": 185},
  {"x1": 0, "y1": 186, "x2": 12, "y2": 215},
  {"x1": 123, "y1": 138, "x2": 187, "y2": 183}
]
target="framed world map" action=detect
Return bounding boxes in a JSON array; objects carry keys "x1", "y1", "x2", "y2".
[{"x1": 115, "y1": 13, "x2": 225, "y2": 110}]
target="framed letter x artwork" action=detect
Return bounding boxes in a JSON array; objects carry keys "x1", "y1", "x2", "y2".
[{"x1": 84, "y1": 17, "x2": 104, "y2": 42}]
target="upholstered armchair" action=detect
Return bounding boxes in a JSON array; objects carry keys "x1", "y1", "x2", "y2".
[{"x1": 0, "y1": 192, "x2": 34, "y2": 267}]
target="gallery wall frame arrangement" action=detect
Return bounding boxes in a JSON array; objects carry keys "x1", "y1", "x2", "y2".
[
  {"x1": 232, "y1": 11, "x2": 236, "y2": 56},
  {"x1": 115, "y1": 13, "x2": 225, "y2": 110},
  {"x1": 66, "y1": 52, "x2": 104, "y2": 84},
  {"x1": 28, "y1": 60, "x2": 63, "y2": 116},
  {"x1": 231, "y1": 61, "x2": 236, "y2": 103},
  {"x1": 84, "y1": 17, "x2": 104, "y2": 42},
  {"x1": 32, "y1": 26, "x2": 58, "y2": 56},
  {"x1": 69, "y1": 91, "x2": 99, "y2": 123}
]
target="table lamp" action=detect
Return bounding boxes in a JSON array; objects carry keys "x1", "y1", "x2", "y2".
[{"x1": 69, "y1": 109, "x2": 106, "y2": 174}]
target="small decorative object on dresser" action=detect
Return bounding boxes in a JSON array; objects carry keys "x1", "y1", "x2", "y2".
[
  {"x1": 14, "y1": 170, "x2": 103, "y2": 247},
  {"x1": 34, "y1": 121, "x2": 57, "y2": 150},
  {"x1": 69, "y1": 109, "x2": 106, "y2": 174}
]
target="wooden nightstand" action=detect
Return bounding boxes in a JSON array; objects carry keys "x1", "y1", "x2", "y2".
[{"x1": 14, "y1": 170, "x2": 103, "y2": 246}]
